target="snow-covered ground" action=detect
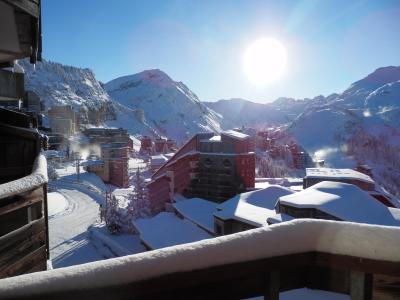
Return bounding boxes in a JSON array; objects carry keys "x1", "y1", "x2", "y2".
[
  {"x1": 133, "y1": 212, "x2": 213, "y2": 249},
  {"x1": 47, "y1": 192, "x2": 68, "y2": 217},
  {"x1": 48, "y1": 163, "x2": 145, "y2": 268},
  {"x1": 49, "y1": 186, "x2": 111, "y2": 268}
]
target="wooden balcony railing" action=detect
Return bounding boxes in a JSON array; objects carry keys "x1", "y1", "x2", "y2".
[
  {"x1": 0, "y1": 70, "x2": 24, "y2": 101},
  {"x1": 0, "y1": 219, "x2": 398, "y2": 300},
  {"x1": 0, "y1": 154, "x2": 49, "y2": 279}
]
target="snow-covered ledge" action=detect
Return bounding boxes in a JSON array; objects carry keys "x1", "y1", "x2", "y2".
[
  {"x1": 0, "y1": 219, "x2": 399, "y2": 298},
  {"x1": 0, "y1": 154, "x2": 48, "y2": 200}
]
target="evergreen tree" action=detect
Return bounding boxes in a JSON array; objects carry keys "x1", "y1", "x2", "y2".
[
  {"x1": 106, "y1": 194, "x2": 123, "y2": 234},
  {"x1": 126, "y1": 168, "x2": 150, "y2": 231}
]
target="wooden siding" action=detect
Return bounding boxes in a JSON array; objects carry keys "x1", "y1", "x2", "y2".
[
  {"x1": 3, "y1": 252, "x2": 399, "y2": 300},
  {"x1": 0, "y1": 122, "x2": 48, "y2": 279}
]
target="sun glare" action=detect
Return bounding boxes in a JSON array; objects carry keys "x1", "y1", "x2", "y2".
[{"x1": 243, "y1": 38, "x2": 287, "y2": 85}]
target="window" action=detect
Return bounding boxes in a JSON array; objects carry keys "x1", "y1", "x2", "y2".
[
  {"x1": 204, "y1": 158, "x2": 212, "y2": 167},
  {"x1": 222, "y1": 158, "x2": 231, "y2": 167}
]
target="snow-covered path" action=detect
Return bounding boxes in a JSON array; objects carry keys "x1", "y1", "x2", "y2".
[{"x1": 49, "y1": 185, "x2": 114, "y2": 268}]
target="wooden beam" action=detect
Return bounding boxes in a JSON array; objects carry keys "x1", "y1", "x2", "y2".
[
  {"x1": 1, "y1": 252, "x2": 398, "y2": 300},
  {"x1": 0, "y1": 218, "x2": 45, "y2": 252},
  {"x1": 350, "y1": 271, "x2": 372, "y2": 300},
  {"x1": 0, "y1": 245, "x2": 46, "y2": 278},
  {"x1": 0, "y1": 69, "x2": 24, "y2": 100},
  {"x1": 42, "y1": 184, "x2": 50, "y2": 259},
  {"x1": 265, "y1": 271, "x2": 280, "y2": 300},
  {"x1": 315, "y1": 252, "x2": 400, "y2": 277},
  {"x1": 0, "y1": 230, "x2": 45, "y2": 269},
  {"x1": 0, "y1": 122, "x2": 40, "y2": 140},
  {"x1": 4, "y1": 0, "x2": 40, "y2": 18},
  {"x1": 0, "y1": 187, "x2": 43, "y2": 216}
]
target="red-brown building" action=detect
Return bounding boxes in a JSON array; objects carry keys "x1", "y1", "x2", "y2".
[
  {"x1": 84, "y1": 142, "x2": 129, "y2": 188},
  {"x1": 83, "y1": 128, "x2": 133, "y2": 150},
  {"x1": 140, "y1": 136, "x2": 153, "y2": 154},
  {"x1": 140, "y1": 136, "x2": 177, "y2": 155},
  {"x1": 147, "y1": 131, "x2": 255, "y2": 215},
  {"x1": 154, "y1": 138, "x2": 168, "y2": 153}
]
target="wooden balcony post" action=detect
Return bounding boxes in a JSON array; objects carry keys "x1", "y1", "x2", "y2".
[
  {"x1": 350, "y1": 271, "x2": 372, "y2": 300},
  {"x1": 265, "y1": 271, "x2": 280, "y2": 300}
]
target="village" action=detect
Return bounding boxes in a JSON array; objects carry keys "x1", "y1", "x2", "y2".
[
  {"x1": 1, "y1": 1, "x2": 400, "y2": 299},
  {"x1": 15, "y1": 94, "x2": 399, "y2": 258}
]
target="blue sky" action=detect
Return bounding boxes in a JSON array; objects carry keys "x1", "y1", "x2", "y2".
[{"x1": 42, "y1": 0, "x2": 400, "y2": 102}]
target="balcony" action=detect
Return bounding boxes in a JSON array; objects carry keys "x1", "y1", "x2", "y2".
[
  {"x1": 0, "y1": 219, "x2": 398, "y2": 299},
  {"x1": 0, "y1": 121, "x2": 49, "y2": 279},
  {"x1": 0, "y1": 70, "x2": 24, "y2": 101}
]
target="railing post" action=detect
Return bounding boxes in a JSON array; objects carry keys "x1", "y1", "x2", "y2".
[
  {"x1": 265, "y1": 271, "x2": 280, "y2": 300},
  {"x1": 350, "y1": 271, "x2": 372, "y2": 300}
]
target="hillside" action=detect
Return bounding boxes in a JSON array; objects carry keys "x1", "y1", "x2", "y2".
[
  {"x1": 20, "y1": 59, "x2": 116, "y2": 125},
  {"x1": 287, "y1": 66, "x2": 400, "y2": 196},
  {"x1": 105, "y1": 69, "x2": 222, "y2": 143}
]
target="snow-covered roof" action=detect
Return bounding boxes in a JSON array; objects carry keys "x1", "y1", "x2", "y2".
[
  {"x1": 150, "y1": 154, "x2": 168, "y2": 165},
  {"x1": 133, "y1": 212, "x2": 212, "y2": 249},
  {"x1": 1, "y1": 219, "x2": 400, "y2": 298},
  {"x1": 0, "y1": 154, "x2": 48, "y2": 200},
  {"x1": 81, "y1": 159, "x2": 104, "y2": 167},
  {"x1": 164, "y1": 153, "x2": 175, "y2": 159},
  {"x1": 279, "y1": 181, "x2": 400, "y2": 226},
  {"x1": 222, "y1": 130, "x2": 249, "y2": 140},
  {"x1": 214, "y1": 186, "x2": 294, "y2": 227},
  {"x1": 267, "y1": 213, "x2": 295, "y2": 225},
  {"x1": 305, "y1": 168, "x2": 374, "y2": 184},
  {"x1": 43, "y1": 150, "x2": 65, "y2": 158},
  {"x1": 200, "y1": 135, "x2": 221, "y2": 143},
  {"x1": 209, "y1": 135, "x2": 221, "y2": 141},
  {"x1": 173, "y1": 196, "x2": 218, "y2": 233}
]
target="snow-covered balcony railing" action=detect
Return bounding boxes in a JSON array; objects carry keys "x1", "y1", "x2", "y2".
[
  {"x1": 0, "y1": 153, "x2": 49, "y2": 278},
  {"x1": 0, "y1": 219, "x2": 399, "y2": 300},
  {"x1": 0, "y1": 154, "x2": 48, "y2": 200}
]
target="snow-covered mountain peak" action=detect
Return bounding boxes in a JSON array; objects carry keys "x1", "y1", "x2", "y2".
[
  {"x1": 345, "y1": 66, "x2": 400, "y2": 95},
  {"x1": 106, "y1": 69, "x2": 177, "y2": 93},
  {"x1": 105, "y1": 70, "x2": 221, "y2": 142}
]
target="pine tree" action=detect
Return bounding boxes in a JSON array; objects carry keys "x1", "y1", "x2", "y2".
[
  {"x1": 47, "y1": 160, "x2": 59, "y2": 180},
  {"x1": 106, "y1": 194, "x2": 123, "y2": 234},
  {"x1": 126, "y1": 168, "x2": 150, "y2": 231}
]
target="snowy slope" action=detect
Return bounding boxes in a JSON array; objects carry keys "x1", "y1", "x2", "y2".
[
  {"x1": 286, "y1": 66, "x2": 400, "y2": 197},
  {"x1": 20, "y1": 59, "x2": 116, "y2": 125},
  {"x1": 288, "y1": 106, "x2": 362, "y2": 167},
  {"x1": 365, "y1": 80, "x2": 400, "y2": 126},
  {"x1": 204, "y1": 98, "x2": 290, "y2": 129},
  {"x1": 287, "y1": 67, "x2": 400, "y2": 163},
  {"x1": 105, "y1": 69, "x2": 222, "y2": 143},
  {"x1": 19, "y1": 59, "x2": 176, "y2": 139},
  {"x1": 204, "y1": 95, "x2": 337, "y2": 130}
]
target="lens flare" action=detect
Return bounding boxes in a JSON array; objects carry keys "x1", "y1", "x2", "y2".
[{"x1": 243, "y1": 38, "x2": 287, "y2": 85}]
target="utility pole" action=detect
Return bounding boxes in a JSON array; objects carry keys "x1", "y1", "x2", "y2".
[{"x1": 74, "y1": 152, "x2": 82, "y2": 182}]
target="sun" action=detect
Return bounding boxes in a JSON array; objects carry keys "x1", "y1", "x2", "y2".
[{"x1": 243, "y1": 38, "x2": 287, "y2": 85}]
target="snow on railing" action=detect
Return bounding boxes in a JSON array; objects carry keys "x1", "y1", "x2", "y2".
[
  {"x1": 0, "y1": 219, "x2": 399, "y2": 298},
  {"x1": 0, "y1": 154, "x2": 48, "y2": 200}
]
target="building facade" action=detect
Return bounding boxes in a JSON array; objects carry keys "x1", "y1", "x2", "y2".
[
  {"x1": 83, "y1": 127, "x2": 133, "y2": 150},
  {"x1": 0, "y1": 0, "x2": 48, "y2": 279},
  {"x1": 85, "y1": 142, "x2": 129, "y2": 188},
  {"x1": 48, "y1": 105, "x2": 77, "y2": 136},
  {"x1": 147, "y1": 131, "x2": 255, "y2": 215}
]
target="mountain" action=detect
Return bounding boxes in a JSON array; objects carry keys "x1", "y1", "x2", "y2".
[
  {"x1": 19, "y1": 58, "x2": 400, "y2": 196},
  {"x1": 204, "y1": 98, "x2": 297, "y2": 130},
  {"x1": 105, "y1": 69, "x2": 222, "y2": 143},
  {"x1": 288, "y1": 66, "x2": 400, "y2": 155},
  {"x1": 286, "y1": 66, "x2": 400, "y2": 197},
  {"x1": 20, "y1": 59, "x2": 116, "y2": 125},
  {"x1": 204, "y1": 95, "x2": 338, "y2": 130}
]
